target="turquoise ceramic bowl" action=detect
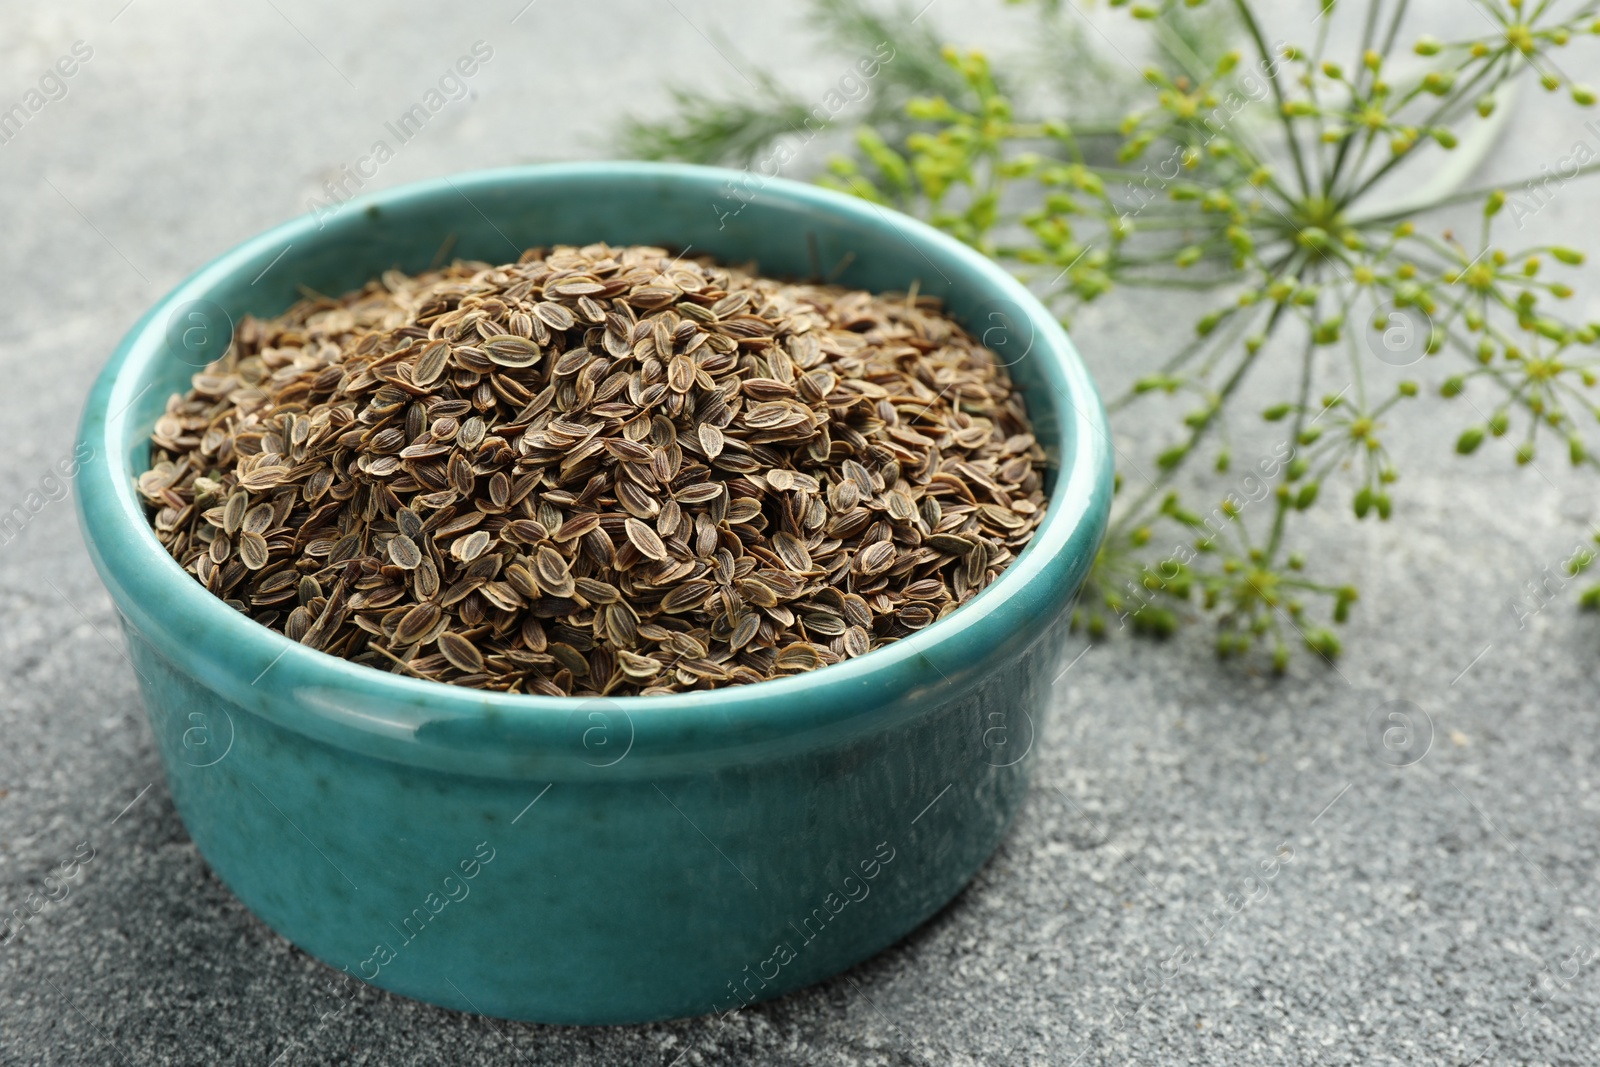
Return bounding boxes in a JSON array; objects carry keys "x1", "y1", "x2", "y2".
[{"x1": 75, "y1": 162, "x2": 1111, "y2": 1024}]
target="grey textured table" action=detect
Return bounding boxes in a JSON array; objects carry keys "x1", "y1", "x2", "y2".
[{"x1": 4, "y1": 2, "x2": 1600, "y2": 1064}]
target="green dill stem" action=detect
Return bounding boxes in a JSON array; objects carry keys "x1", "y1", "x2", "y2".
[
  {"x1": 1105, "y1": 307, "x2": 1258, "y2": 414},
  {"x1": 1113, "y1": 247, "x2": 1232, "y2": 267},
  {"x1": 1337, "y1": 53, "x2": 1507, "y2": 207},
  {"x1": 1337, "y1": 127, "x2": 1384, "y2": 212},
  {"x1": 1039, "y1": 122, "x2": 1128, "y2": 164},
  {"x1": 1395, "y1": 231, "x2": 1479, "y2": 267},
  {"x1": 1109, "y1": 212, "x2": 1231, "y2": 228},
  {"x1": 1322, "y1": 0, "x2": 1388, "y2": 196},
  {"x1": 1337, "y1": 305, "x2": 1368, "y2": 412},
  {"x1": 1389, "y1": 40, "x2": 1493, "y2": 114},
  {"x1": 1347, "y1": 324, "x2": 1369, "y2": 413},
  {"x1": 1264, "y1": 330, "x2": 1320, "y2": 561},
  {"x1": 1143, "y1": 249, "x2": 1297, "y2": 380},
  {"x1": 1557, "y1": 379, "x2": 1600, "y2": 422},
  {"x1": 1230, "y1": 0, "x2": 1311, "y2": 196},
  {"x1": 1309, "y1": 0, "x2": 1335, "y2": 71},
  {"x1": 1356, "y1": 159, "x2": 1600, "y2": 226},
  {"x1": 1345, "y1": 61, "x2": 1506, "y2": 204},
  {"x1": 1109, "y1": 300, "x2": 1290, "y2": 541},
  {"x1": 1279, "y1": 578, "x2": 1348, "y2": 595},
  {"x1": 1379, "y1": 0, "x2": 1413, "y2": 55},
  {"x1": 1304, "y1": 443, "x2": 1349, "y2": 488},
  {"x1": 1149, "y1": 17, "x2": 1219, "y2": 86},
  {"x1": 1115, "y1": 276, "x2": 1253, "y2": 290},
  {"x1": 1146, "y1": 19, "x2": 1301, "y2": 207},
  {"x1": 1076, "y1": 163, "x2": 1208, "y2": 187},
  {"x1": 1173, "y1": 129, "x2": 1304, "y2": 210},
  {"x1": 1304, "y1": 43, "x2": 1335, "y2": 193}
]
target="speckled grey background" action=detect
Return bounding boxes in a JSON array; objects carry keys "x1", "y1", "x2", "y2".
[{"x1": 4, "y1": 2, "x2": 1600, "y2": 1064}]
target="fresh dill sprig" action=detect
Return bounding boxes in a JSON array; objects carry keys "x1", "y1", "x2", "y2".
[{"x1": 623, "y1": 0, "x2": 1600, "y2": 670}]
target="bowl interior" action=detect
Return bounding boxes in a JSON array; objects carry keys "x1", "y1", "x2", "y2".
[{"x1": 78, "y1": 162, "x2": 1111, "y2": 772}]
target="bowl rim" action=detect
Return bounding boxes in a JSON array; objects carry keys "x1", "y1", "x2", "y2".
[{"x1": 75, "y1": 161, "x2": 1112, "y2": 765}]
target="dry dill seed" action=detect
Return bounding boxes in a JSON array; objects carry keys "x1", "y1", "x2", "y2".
[{"x1": 141, "y1": 243, "x2": 1050, "y2": 696}]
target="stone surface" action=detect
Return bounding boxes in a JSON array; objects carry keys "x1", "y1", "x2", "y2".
[{"x1": 4, "y1": 2, "x2": 1600, "y2": 1064}]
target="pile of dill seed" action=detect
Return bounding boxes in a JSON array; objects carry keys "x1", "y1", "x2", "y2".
[{"x1": 141, "y1": 244, "x2": 1048, "y2": 695}]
